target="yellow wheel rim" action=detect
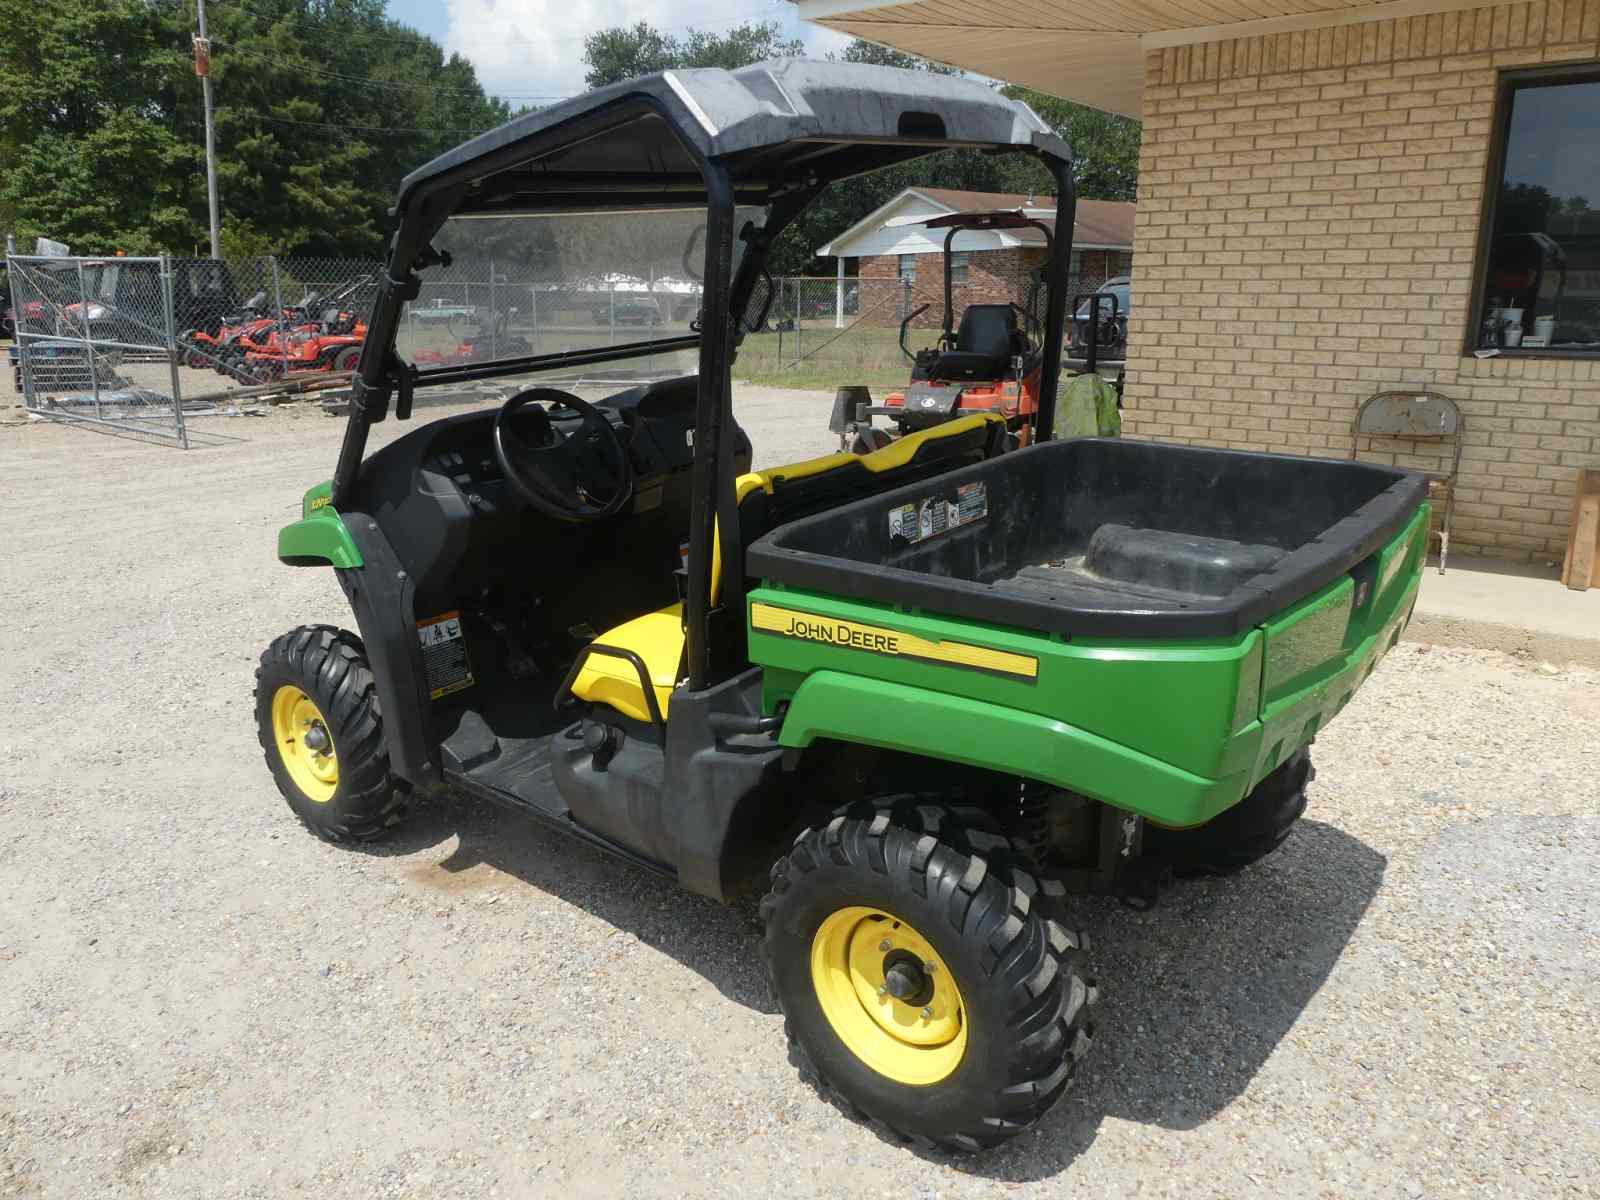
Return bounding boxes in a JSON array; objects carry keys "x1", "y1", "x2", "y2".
[
  {"x1": 810, "y1": 906, "x2": 967, "y2": 1085},
  {"x1": 270, "y1": 685, "x2": 339, "y2": 803}
]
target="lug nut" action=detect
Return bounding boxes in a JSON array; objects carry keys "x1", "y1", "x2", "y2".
[
  {"x1": 924, "y1": 961, "x2": 937, "y2": 974},
  {"x1": 878, "y1": 939, "x2": 892, "y2": 952},
  {"x1": 921, "y1": 1006, "x2": 933, "y2": 1020}
]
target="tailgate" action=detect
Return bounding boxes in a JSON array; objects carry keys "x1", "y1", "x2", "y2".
[{"x1": 1250, "y1": 503, "x2": 1430, "y2": 785}]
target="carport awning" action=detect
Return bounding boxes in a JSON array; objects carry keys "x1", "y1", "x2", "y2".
[{"x1": 793, "y1": 0, "x2": 1492, "y2": 117}]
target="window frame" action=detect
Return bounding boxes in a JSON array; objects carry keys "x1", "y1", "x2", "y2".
[
  {"x1": 897, "y1": 253, "x2": 917, "y2": 284},
  {"x1": 1467, "y1": 61, "x2": 1600, "y2": 360},
  {"x1": 948, "y1": 250, "x2": 971, "y2": 284}
]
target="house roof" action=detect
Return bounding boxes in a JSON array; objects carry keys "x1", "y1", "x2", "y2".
[
  {"x1": 815, "y1": 187, "x2": 1135, "y2": 257},
  {"x1": 791, "y1": 0, "x2": 1491, "y2": 117}
]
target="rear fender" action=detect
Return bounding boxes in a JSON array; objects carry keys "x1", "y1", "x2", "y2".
[{"x1": 778, "y1": 670, "x2": 1251, "y2": 828}]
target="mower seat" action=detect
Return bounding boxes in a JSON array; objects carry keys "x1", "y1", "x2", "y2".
[
  {"x1": 930, "y1": 305, "x2": 1017, "y2": 382},
  {"x1": 570, "y1": 413, "x2": 1008, "y2": 724}
]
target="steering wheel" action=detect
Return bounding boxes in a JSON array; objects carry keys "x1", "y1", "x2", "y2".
[{"x1": 491, "y1": 387, "x2": 634, "y2": 523}]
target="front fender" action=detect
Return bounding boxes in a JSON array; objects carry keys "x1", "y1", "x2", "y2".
[
  {"x1": 779, "y1": 670, "x2": 1251, "y2": 828},
  {"x1": 278, "y1": 482, "x2": 363, "y2": 567},
  {"x1": 278, "y1": 510, "x2": 363, "y2": 567}
]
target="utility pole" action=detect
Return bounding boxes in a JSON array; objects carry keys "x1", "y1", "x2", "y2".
[{"x1": 195, "y1": 0, "x2": 221, "y2": 258}]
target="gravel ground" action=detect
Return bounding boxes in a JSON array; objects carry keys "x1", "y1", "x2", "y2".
[{"x1": 2, "y1": 393, "x2": 1597, "y2": 1199}]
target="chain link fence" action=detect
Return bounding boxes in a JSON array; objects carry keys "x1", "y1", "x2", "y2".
[{"x1": 3, "y1": 245, "x2": 1116, "y2": 445}]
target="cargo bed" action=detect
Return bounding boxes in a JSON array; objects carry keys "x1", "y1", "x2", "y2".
[{"x1": 747, "y1": 439, "x2": 1429, "y2": 638}]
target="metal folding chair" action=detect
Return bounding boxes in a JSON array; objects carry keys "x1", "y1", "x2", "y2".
[{"x1": 1350, "y1": 390, "x2": 1463, "y2": 574}]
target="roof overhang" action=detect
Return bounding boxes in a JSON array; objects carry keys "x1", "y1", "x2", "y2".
[{"x1": 794, "y1": 0, "x2": 1506, "y2": 117}]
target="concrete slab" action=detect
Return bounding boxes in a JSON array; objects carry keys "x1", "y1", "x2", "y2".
[{"x1": 1407, "y1": 555, "x2": 1600, "y2": 667}]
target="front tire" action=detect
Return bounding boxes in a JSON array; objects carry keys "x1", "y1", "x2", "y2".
[
  {"x1": 254, "y1": 625, "x2": 411, "y2": 842},
  {"x1": 761, "y1": 814, "x2": 1096, "y2": 1152}
]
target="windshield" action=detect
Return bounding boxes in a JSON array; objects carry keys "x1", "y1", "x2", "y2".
[{"x1": 399, "y1": 208, "x2": 760, "y2": 381}]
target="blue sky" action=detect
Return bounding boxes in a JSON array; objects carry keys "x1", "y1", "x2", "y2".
[{"x1": 385, "y1": 0, "x2": 850, "y2": 104}]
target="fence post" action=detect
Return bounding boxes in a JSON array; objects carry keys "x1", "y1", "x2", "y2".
[
  {"x1": 160, "y1": 253, "x2": 189, "y2": 448},
  {"x1": 528, "y1": 285, "x2": 538, "y2": 356},
  {"x1": 609, "y1": 284, "x2": 616, "y2": 345},
  {"x1": 5, "y1": 233, "x2": 34, "y2": 412},
  {"x1": 794, "y1": 279, "x2": 802, "y2": 366},
  {"x1": 835, "y1": 259, "x2": 845, "y2": 329},
  {"x1": 74, "y1": 259, "x2": 102, "y2": 421},
  {"x1": 775, "y1": 277, "x2": 784, "y2": 364},
  {"x1": 270, "y1": 255, "x2": 285, "y2": 382}
]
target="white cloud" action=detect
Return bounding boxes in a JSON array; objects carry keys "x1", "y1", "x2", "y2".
[{"x1": 440, "y1": 0, "x2": 852, "y2": 104}]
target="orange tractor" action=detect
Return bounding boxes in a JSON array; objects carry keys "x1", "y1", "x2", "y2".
[
  {"x1": 839, "y1": 210, "x2": 1054, "y2": 450},
  {"x1": 245, "y1": 286, "x2": 373, "y2": 380}
]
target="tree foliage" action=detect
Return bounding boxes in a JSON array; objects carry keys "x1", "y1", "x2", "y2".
[
  {"x1": 0, "y1": 0, "x2": 508, "y2": 256},
  {"x1": 582, "y1": 20, "x2": 804, "y2": 90}
]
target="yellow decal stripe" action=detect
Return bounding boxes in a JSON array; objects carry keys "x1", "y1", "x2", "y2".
[{"x1": 751, "y1": 603, "x2": 1037, "y2": 679}]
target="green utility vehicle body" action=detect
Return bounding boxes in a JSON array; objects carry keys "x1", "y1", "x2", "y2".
[
  {"x1": 739, "y1": 434, "x2": 1430, "y2": 831},
  {"x1": 749, "y1": 506, "x2": 1425, "y2": 830}
]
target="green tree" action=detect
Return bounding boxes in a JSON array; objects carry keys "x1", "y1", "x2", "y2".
[
  {"x1": 0, "y1": 0, "x2": 509, "y2": 256},
  {"x1": 582, "y1": 20, "x2": 804, "y2": 90}
]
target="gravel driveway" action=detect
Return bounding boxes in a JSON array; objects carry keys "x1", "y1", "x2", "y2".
[{"x1": 2, "y1": 393, "x2": 1596, "y2": 1199}]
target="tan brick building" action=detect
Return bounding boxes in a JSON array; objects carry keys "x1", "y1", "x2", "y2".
[{"x1": 798, "y1": 0, "x2": 1600, "y2": 563}]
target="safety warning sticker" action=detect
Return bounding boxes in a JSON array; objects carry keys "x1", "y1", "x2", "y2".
[
  {"x1": 416, "y1": 611, "x2": 475, "y2": 700},
  {"x1": 888, "y1": 480, "x2": 988, "y2": 545}
]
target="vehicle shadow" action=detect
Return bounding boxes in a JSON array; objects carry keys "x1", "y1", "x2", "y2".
[
  {"x1": 363, "y1": 801, "x2": 1384, "y2": 1177},
  {"x1": 359, "y1": 790, "x2": 778, "y2": 1014}
]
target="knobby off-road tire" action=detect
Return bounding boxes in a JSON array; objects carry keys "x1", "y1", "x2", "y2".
[
  {"x1": 760, "y1": 813, "x2": 1097, "y2": 1152},
  {"x1": 1143, "y1": 749, "x2": 1313, "y2": 877},
  {"x1": 254, "y1": 625, "x2": 412, "y2": 842}
]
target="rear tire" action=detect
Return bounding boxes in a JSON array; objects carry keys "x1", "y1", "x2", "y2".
[
  {"x1": 760, "y1": 813, "x2": 1096, "y2": 1152},
  {"x1": 1143, "y1": 749, "x2": 1312, "y2": 877},
  {"x1": 254, "y1": 625, "x2": 412, "y2": 842}
]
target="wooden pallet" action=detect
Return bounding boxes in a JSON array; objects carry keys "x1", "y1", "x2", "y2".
[{"x1": 1562, "y1": 467, "x2": 1600, "y2": 592}]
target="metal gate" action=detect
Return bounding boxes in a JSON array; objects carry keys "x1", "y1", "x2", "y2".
[{"x1": 5, "y1": 252, "x2": 190, "y2": 446}]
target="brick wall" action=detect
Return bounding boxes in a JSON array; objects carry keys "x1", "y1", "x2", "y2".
[
  {"x1": 1129, "y1": 0, "x2": 1600, "y2": 562},
  {"x1": 856, "y1": 247, "x2": 1049, "y2": 327}
]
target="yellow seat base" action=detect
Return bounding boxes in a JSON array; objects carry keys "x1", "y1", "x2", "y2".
[
  {"x1": 576, "y1": 414, "x2": 1007, "y2": 724},
  {"x1": 570, "y1": 603, "x2": 685, "y2": 723}
]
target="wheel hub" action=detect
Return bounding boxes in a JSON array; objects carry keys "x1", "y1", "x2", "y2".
[
  {"x1": 880, "y1": 951, "x2": 933, "y2": 1006},
  {"x1": 810, "y1": 907, "x2": 967, "y2": 1085},
  {"x1": 270, "y1": 684, "x2": 339, "y2": 803}
]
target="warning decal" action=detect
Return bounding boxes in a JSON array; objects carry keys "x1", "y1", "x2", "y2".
[
  {"x1": 416, "y1": 611, "x2": 475, "y2": 700},
  {"x1": 888, "y1": 480, "x2": 988, "y2": 545}
]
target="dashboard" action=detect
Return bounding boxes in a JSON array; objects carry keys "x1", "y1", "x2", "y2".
[{"x1": 346, "y1": 377, "x2": 747, "y2": 624}]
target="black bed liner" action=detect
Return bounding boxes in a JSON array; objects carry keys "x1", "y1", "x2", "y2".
[{"x1": 746, "y1": 439, "x2": 1428, "y2": 639}]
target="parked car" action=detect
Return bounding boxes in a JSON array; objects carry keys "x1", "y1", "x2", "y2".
[{"x1": 591, "y1": 295, "x2": 661, "y2": 327}]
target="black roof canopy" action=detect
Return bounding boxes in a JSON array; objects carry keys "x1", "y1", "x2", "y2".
[{"x1": 397, "y1": 59, "x2": 1072, "y2": 216}]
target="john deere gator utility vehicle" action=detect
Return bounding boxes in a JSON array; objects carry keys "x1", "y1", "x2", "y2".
[{"x1": 256, "y1": 60, "x2": 1429, "y2": 1152}]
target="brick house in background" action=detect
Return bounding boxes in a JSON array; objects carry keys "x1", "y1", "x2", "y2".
[
  {"x1": 797, "y1": 0, "x2": 1600, "y2": 564},
  {"x1": 816, "y1": 188, "x2": 1135, "y2": 328}
]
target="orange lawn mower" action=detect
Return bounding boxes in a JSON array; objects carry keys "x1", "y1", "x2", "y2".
[
  {"x1": 245, "y1": 289, "x2": 374, "y2": 380},
  {"x1": 833, "y1": 210, "x2": 1055, "y2": 452}
]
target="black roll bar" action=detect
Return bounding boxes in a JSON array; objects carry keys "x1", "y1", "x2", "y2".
[{"x1": 1034, "y1": 159, "x2": 1077, "y2": 442}]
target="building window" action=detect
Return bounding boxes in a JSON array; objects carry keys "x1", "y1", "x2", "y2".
[
  {"x1": 949, "y1": 251, "x2": 970, "y2": 283},
  {"x1": 897, "y1": 254, "x2": 916, "y2": 284},
  {"x1": 1474, "y1": 66, "x2": 1600, "y2": 355}
]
